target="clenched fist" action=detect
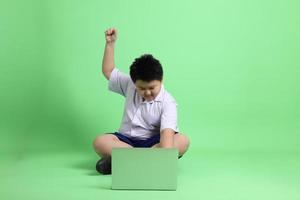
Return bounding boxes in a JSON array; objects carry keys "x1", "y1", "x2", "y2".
[{"x1": 104, "y1": 28, "x2": 117, "y2": 44}]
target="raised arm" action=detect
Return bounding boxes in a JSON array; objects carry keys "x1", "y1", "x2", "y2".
[{"x1": 102, "y1": 28, "x2": 117, "y2": 80}]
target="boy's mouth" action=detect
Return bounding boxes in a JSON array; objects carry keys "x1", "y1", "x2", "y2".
[{"x1": 144, "y1": 96, "x2": 153, "y2": 101}]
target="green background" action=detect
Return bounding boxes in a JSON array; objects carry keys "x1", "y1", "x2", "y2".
[{"x1": 1, "y1": 0, "x2": 300, "y2": 199}]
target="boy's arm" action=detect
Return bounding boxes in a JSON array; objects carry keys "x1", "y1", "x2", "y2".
[
  {"x1": 159, "y1": 128, "x2": 175, "y2": 148},
  {"x1": 159, "y1": 100, "x2": 178, "y2": 148},
  {"x1": 102, "y1": 28, "x2": 117, "y2": 80}
]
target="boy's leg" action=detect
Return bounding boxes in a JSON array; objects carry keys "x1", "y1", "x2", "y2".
[
  {"x1": 94, "y1": 133, "x2": 133, "y2": 174},
  {"x1": 93, "y1": 133, "x2": 133, "y2": 158}
]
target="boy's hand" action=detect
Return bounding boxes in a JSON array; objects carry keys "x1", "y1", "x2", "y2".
[{"x1": 104, "y1": 28, "x2": 117, "y2": 44}]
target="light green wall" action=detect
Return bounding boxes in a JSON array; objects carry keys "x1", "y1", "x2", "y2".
[{"x1": 1, "y1": 0, "x2": 300, "y2": 153}]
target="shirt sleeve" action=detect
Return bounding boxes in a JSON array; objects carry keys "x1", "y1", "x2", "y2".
[
  {"x1": 108, "y1": 68, "x2": 132, "y2": 97},
  {"x1": 160, "y1": 100, "x2": 179, "y2": 133}
]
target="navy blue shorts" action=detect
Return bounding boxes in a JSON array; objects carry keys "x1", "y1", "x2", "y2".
[
  {"x1": 107, "y1": 132, "x2": 182, "y2": 158},
  {"x1": 107, "y1": 132, "x2": 161, "y2": 147}
]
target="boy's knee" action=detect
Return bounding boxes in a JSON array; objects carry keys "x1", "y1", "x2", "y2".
[
  {"x1": 93, "y1": 135, "x2": 103, "y2": 151},
  {"x1": 178, "y1": 134, "x2": 190, "y2": 156},
  {"x1": 93, "y1": 134, "x2": 109, "y2": 150},
  {"x1": 93, "y1": 133, "x2": 118, "y2": 151},
  {"x1": 182, "y1": 134, "x2": 190, "y2": 150}
]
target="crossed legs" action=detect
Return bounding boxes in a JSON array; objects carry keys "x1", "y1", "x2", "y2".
[{"x1": 93, "y1": 133, "x2": 190, "y2": 158}]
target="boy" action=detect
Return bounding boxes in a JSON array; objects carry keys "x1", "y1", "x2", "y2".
[{"x1": 93, "y1": 28, "x2": 190, "y2": 174}]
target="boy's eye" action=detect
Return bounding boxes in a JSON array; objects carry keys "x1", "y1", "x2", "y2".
[{"x1": 139, "y1": 87, "x2": 154, "y2": 90}]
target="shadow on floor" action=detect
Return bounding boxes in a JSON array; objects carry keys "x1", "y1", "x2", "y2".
[{"x1": 69, "y1": 156, "x2": 104, "y2": 176}]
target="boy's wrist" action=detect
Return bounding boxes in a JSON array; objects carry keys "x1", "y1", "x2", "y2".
[{"x1": 106, "y1": 42, "x2": 115, "y2": 47}]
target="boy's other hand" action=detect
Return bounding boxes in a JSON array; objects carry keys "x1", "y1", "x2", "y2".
[{"x1": 105, "y1": 28, "x2": 117, "y2": 44}]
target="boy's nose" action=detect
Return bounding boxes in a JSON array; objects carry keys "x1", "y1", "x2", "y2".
[{"x1": 145, "y1": 90, "x2": 151, "y2": 96}]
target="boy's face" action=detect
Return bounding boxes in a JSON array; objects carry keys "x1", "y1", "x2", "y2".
[{"x1": 135, "y1": 79, "x2": 162, "y2": 102}]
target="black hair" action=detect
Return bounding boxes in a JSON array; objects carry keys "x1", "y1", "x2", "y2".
[{"x1": 130, "y1": 54, "x2": 163, "y2": 83}]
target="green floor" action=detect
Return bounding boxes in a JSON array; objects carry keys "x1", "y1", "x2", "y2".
[
  {"x1": 1, "y1": 149, "x2": 299, "y2": 200},
  {"x1": 2, "y1": 0, "x2": 300, "y2": 199}
]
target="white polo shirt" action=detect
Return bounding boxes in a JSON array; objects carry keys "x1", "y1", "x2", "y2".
[{"x1": 108, "y1": 68, "x2": 179, "y2": 139}]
